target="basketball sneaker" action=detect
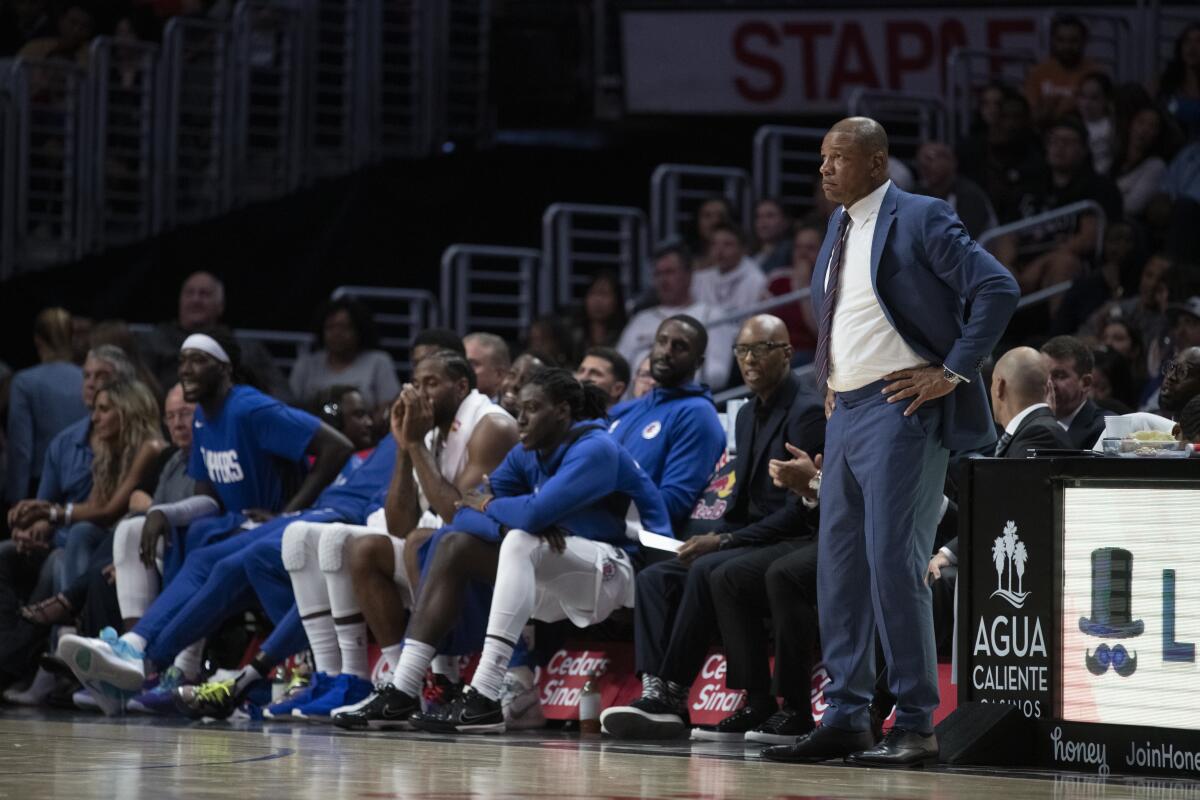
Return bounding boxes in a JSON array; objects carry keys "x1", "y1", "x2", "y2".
[
  {"x1": 127, "y1": 666, "x2": 189, "y2": 715},
  {"x1": 292, "y1": 674, "x2": 372, "y2": 721},
  {"x1": 332, "y1": 684, "x2": 419, "y2": 730},
  {"x1": 744, "y1": 707, "x2": 815, "y2": 745},
  {"x1": 263, "y1": 671, "x2": 322, "y2": 720},
  {"x1": 691, "y1": 704, "x2": 775, "y2": 741},
  {"x1": 410, "y1": 685, "x2": 504, "y2": 734},
  {"x1": 600, "y1": 695, "x2": 689, "y2": 740},
  {"x1": 57, "y1": 627, "x2": 145, "y2": 693},
  {"x1": 175, "y1": 677, "x2": 239, "y2": 720}
]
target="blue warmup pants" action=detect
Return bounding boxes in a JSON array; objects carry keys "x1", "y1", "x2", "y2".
[
  {"x1": 816, "y1": 379, "x2": 948, "y2": 735},
  {"x1": 161, "y1": 512, "x2": 249, "y2": 586},
  {"x1": 143, "y1": 509, "x2": 342, "y2": 666}
]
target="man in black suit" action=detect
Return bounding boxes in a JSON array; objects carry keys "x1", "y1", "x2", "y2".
[
  {"x1": 928, "y1": 346, "x2": 1072, "y2": 641},
  {"x1": 600, "y1": 315, "x2": 825, "y2": 740},
  {"x1": 1041, "y1": 335, "x2": 1108, "y2": 449}
]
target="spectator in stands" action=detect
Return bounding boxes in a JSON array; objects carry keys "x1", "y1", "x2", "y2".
[
  {"x1": 463, "y1": 332, "x2": 510, "y2": 402},
  {"x1": 1148, "y1": 141, "x2": 1200, "y2": 264},
  {"x1": 1102, "y1": 318, "x2": 1148, "y2": 393},
  {"x1": 1091, "y1": 348, "x2": 1136, "y2": 414},
  {"x1": 1052, "y1": 220, "x2": 1142, "y2": 335},
  {"x1": 1084, "y1": 252, "x2": 1171, "y2": 359},
  {"x1": 567, "y1": 271, "x2": 627, "y2": 362},
  {"x1": 1112, "y1": 104, "x2": 1178, "y2": 219},
  {"x1": 499, "y1": 352, "x2": 546, "y2": 417},
  {"x1": 601, "y1": 315, "x2": 824, "y2": 743},
  {"x1": 89, "y1": 320, "x2": 163, "y2": 402},
  {"x1": 314, "y1": 385, "x2": 376, "y2": 454},
  {"x1": 1157, "y1": 23, "x2": 1200, "y2": 141},
  {"x1": 692, "y1": 223, "x2": 768, "y2": 316},
  {"x1": 631, "y1": 356, "x2": 655, "y2": 399},
  {"x1": 289, "y1": 299, "x2": 399, "y2": 415},
  {"x1": 1077, "y1": 72, "x2": 1117, "y2": 174},
  {"x1": 0, "y1": 0, "x2": 54, "y2": 56},
  {"x1": 6, "y1": 308, "x2": 86, "y2": 505},
  {"x1": 1025, "y1": 15, "x2": 1103, "y2": 127},
  {"x1": 17, "y1": 2, "x2": 94, "y2": 65},
  {"x1": 525, "y1": 315, "x2": 572, "y2": 368},
  {"x1": 411, "y1": 329, "x2": 466, "y2": 373},
  {"x1": 574, "y1": 346, "x2": 629, "y2": 408},
  {"x1": 1176, "y1": 395, "x2": 1200, "y2": 443},
  {"x1": 616, "y1": 243, "x2": 736, "y2": 390},
  {"x1": 751, "y1": 199, "x2": 792, "y2": 272},
  {"x1": 958, "y1": 89, "x2": 1045, "y2": 225},
  {"x1": 138, "y1": 271, "x2": 291, "y2": 401},
  {"x1": 914, "y1": 141, "x2": 997, "y2": 238},
  {"x1": 691, "y1": 197, "x2": 734, "y2": 269},
  {"x1": 764, "y1": 220, "x2": 822, "y2": 360},
  {"x1": 1159, "y1": 346, "x2": 1200, "y2": 422},
  {"x1": 1041, "y1": 335, "x2": 1109, "y2": 449},
  {"x1": 1002, "y1": 117, "x2": 1124, "y2": 300}
]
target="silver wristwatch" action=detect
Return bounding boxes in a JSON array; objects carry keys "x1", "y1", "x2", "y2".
[{"x1": 942, "y1": 366, "x2": 964, "y2": 385}]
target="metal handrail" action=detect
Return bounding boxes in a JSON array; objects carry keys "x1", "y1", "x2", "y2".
[
  {"x1": 650, "y1": 163, "x2": 752, "y2": 245},
  {"x1": 540, "y1": 202, "x2": 649, "y2": 315},
  {"x1": 976, "y1": 200, "x2": 1107, "y2": 261},
  {"x1": 709, "y1": 287, "x2": 812, "y2": 329},
  {"x1": 439, "y1": 244, "x2": 538, "y2": 335},
  {"x1": 845, "y1": 89, "x2": 947, "y2": 150},
  {"x1": 751, "y1": 125, "x2": 826, "y2": 215}
]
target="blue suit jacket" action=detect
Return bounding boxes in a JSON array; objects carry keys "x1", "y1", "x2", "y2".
[{"x1": 811, "y1": 184, "x2": 1020, "y2": 451}]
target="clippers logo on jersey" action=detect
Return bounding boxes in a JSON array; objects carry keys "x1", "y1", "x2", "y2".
[
  {"x1": 641, "y1": 421, "x2": 662, "y2": 440},
  {"x1": 200, "y1": 447, "x2": 245, "y2": 484}
]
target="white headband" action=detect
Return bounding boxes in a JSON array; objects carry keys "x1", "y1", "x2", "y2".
[{"x1": 181, "y1": 333, "x2": 231, "y2": 365}]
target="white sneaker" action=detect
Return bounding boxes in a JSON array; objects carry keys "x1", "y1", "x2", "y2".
[
  {"x1": 501, "y1": 671, "x2": 545, "y2": 730},
  {"x1": 57, "y1": 629, "x2": 146, "y2": 693}
]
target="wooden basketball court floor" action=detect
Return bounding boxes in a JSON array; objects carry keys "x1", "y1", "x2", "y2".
[{"x1": 1, "y1": 709, "x2": 1197, "y2": 800}]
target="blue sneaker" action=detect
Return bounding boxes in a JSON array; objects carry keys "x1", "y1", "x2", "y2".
[
  {"x1": 292, "y1": 673, "x2": 373, "y2": 722},
  {"x1": 127, "y1": 666, "x2": 190, "y2": 715},
  {"x1": 263, "y1": 671, "x2": 323, "y2": 720}
]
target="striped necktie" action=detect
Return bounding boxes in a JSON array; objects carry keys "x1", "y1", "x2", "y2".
[
  {"x1": 814, "y1": 212, "x2": 852, "y2": 388},
  {"x1": 994, "y1": 431, "x2": 1013, "y2": 457}
]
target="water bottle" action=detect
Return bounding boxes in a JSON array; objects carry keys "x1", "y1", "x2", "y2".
[{"x1": 579, "y1": 670, "x2": 601, "y2": 734}]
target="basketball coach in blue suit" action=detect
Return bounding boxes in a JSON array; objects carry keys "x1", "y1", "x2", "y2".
[{"x1": 763, "y1": 118, "x2": 1020, "y2": 767}]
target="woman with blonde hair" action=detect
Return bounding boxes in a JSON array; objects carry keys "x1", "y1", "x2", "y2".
[{"x1": 14, "y1": 379, "x2": 166, "y2": 599}]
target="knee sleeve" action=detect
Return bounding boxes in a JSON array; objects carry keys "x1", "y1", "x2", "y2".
[
  {"x1": 281, "y1": 521, "x2": 324, "y2": 572},
  {"x1": 112, "y1": 517, "x2": 143, "y2": 568},
  {"x1": 318, "y1": 524, "x2": 359, "y2": 573},
  {"x1": 321, "y1": 525, "x2": 385, "y2": 617},
  {"x1": 498, "y1": 528, "x2": 542, "y2": 565}
]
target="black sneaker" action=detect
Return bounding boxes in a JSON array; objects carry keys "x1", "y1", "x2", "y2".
[
  {"x1": 600, "y1": 695, "x2": 688, "y2": 740},
  {"x1": 745, "y1": 706, "x2": 815, "y2": 745},
  {"x1": 332, "y1": 684, "x2": 419, "y2": 731},
  {"x1": 410, "y1": 685, "x2": 505, "y2": 734},
  {"x1": 691, "y1": 704, "x2": 775, "y2": 741}
]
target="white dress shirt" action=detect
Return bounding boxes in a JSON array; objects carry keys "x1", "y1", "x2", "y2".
[
  {"x1": 1057, "y1": 398, "x2": 1088, "y2": 431},
  {"x1": 825, "y1": 180, "x2": 924, "y2": 392}
]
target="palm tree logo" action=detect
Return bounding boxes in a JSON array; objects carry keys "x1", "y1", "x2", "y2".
[{"x1": 990, "y1": 521, "x2": 1031, "y2": 608}]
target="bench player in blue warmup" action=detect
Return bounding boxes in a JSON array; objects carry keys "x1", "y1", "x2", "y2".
[{"x1": 58, "y1": 333, "x2": 354, "y2": 709}]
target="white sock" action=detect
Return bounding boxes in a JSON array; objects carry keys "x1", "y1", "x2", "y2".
[
  {"x1": 335, "y1": 620, "x2": 368, "y2": 679},
  {"x1": 235, "y1": 665, "x2": 264, "y2": 695},
  {"x1": 120, "y1": 632, "x2": 149, "y2": 653},
  {"x1": 390, "y1": 639, "x2": 435, "y2": 697},
  {"x1": 302, "y1": 614, "x2": 341, "y2": 675},
  {"x1": 472, "y1": 635, "x2": 515, "y2": 701},
  {"x1": 172, "y1": 640, "x2": 205, "y2": 680},
  {"x1": 431, "y1": 654, "x2": 460, "y2": 683},
  {"x1": 380, "y1": 643, "x2": 404, "y2": 681}
]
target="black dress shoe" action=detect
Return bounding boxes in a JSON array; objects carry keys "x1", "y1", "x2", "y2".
[
  {"x1": 868, "y1": 702, "x2": 893, "y2": 743},
  {"x1": 761, "y1": 724, "x2": 875, "y2": 763},
  {"x1": 847, "y1": 727, "x2": 939, "y2": 767}
]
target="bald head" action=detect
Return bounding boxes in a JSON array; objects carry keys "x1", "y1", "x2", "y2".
[
  {"x1": 992, "y1": 347, "x2": 1051, "y2": 424},
  {"x1": 179, "y1": 270, "x2": 226, "y2": 330},
  {"x1": 735, "y1": 314, "x2": 793, "y2": 398},
  {"x1": 739, "y1": 314, "x2": 790, "y2": 343},
  {"x1": 830, "y1": 117, "x2": 889, "y2": 158}
]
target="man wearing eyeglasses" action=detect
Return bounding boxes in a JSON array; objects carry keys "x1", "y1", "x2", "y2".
[
  {"x1": 600, "y1": 314, "x2": 826, "y2": 740},
  {"x1": 1159, "y1": 347, "x2": 1200, "y2": 420}
]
